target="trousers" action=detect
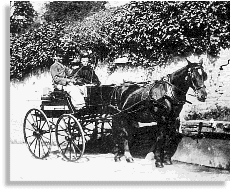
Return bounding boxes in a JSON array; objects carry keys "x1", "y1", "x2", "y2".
[{"x1": 64, "y1": 85, "x2": 86, "y2": 108}]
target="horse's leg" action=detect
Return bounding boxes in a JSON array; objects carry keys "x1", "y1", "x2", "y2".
[
  {"x1": 113, "y1": 128, "x2": 131, "y2": 162},
  {"x1": 153, "y1": 120, "x2": 166, "y2": 168},
  {"x1": 112, "y1": 117, "x2": 124, "y2": 162},
  {"x1": 113, "y1": 143, "x2": 124, "y2": 162},
  {"x1": 126, "y1": 120, "x2": 138, "y2": 154},
  {"x1": 163, "y1": 127, "x2": 173, "y2": 165},
  {"x1": 122, "y1": 118, "x2": 134, "y2": 163},
  {"x1": 123, "y1": 136, "x2": 134, "y2": 162},
  {"x1": 145, "y1": 133, "x2": 157, "y2": 161},
  {"x1": 112, "y1": 115, "x2": 134, "y2": 162},
  {"x1": 163, "y1": 118, "x2": 182, "y2": 165}
]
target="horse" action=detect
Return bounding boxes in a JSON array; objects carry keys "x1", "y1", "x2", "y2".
[{"x1": 110, "y1": 59, "x2": 207, "y2": 168}]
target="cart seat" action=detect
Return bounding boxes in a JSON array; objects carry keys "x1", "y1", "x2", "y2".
[
  {"x1": 51, "y1": 89, "x2": 70, "y2": 100},
  {"x1": 41, "y1": 95, "x2": 51, "y2": 101},
  {"x1": 41, "y1": 88, "x2": 70, "y2": 101}
]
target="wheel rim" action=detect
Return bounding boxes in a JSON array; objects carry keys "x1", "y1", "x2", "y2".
[
  {"x1": 23, "y1": 108, "x2": 51, "y2": 159},
  {"x1": 56, "y1": 114, "x2": 85, "y2": 162}
]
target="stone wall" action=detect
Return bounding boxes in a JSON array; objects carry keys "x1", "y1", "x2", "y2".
[
  {"x1": 181, "y1": 50, "x2": 230, "y2": 120},
  {"x1": 172, "y1": 137, "x2": 230, "y2": 170}
]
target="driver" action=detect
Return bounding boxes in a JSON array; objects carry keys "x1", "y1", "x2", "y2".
[{"x1": 50, "y1": 48, "x2": 85, "y2": 109}]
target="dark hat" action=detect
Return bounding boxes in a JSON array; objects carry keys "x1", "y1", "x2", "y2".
[
  {"x1": 80, "y1": 51, "x2": 89, "y2": 58},
  {"x1": 55, "y1": 48, "x2": 64, "y2": 57}
]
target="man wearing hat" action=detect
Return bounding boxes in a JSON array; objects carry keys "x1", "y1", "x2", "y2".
[
  {"x1": 50, "y1": 48, "x2": 86, "y2": 109},
  {"x1": 50, "y1": 48, "x2": 73, "y2": 87}
]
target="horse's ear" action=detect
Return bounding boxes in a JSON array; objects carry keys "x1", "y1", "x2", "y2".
[
  {"x1": 199, "y1": 58, "x2": 203, "y2": 65},
  {"x1": 186, "y1": 58, "x2": 192, "y2": 65}
]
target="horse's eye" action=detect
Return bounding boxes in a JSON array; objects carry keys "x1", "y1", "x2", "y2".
[
  {"x1": 203, "y1": 72, "x2": 208, "y2": 81},
  {"x1": 197, "y1": 69, "x2": 203, "y2": 75}
]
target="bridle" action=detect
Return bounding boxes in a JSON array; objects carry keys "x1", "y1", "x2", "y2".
[
  {"x1": 153, "y1": 64, "x2": 207, "y2": 105},
  {"x1": 188, "y1": 65, "x2": 207, "y2": 92}
]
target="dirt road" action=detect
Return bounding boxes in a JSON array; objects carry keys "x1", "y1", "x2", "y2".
[{"x1": 10, "y1": 144, "x2": 229, "y2": 181}]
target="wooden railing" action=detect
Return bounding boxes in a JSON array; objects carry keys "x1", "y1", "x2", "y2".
[{"x1": 181, "y1": 120, "x2": 230, "y2": 140}]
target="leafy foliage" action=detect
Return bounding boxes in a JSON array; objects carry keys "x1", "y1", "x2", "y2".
[
  {"x1": 10, "y1": 6, "x2": 116, "y2": 80},
  {"x1": 10, "y1": 1, "x2": 230, "y2": 80},
  {"x1": 44, "y1": 1, "x2": 107, "y2": 22},
  {"x1": 10, "y1": 1, "x2": 37, "y2": 34},
  {"x1": 10, "y1": 2, "x2": 111, "y2": 81},
  {"x1": 102, "y1": 1, "x2": 230, "y2": 66},
  {"x1": 64, "y1": 8, "x2": 116, "y2": 63},
  {"x1": 10, "y1": 22, "x2": 65, "y2": 80}
]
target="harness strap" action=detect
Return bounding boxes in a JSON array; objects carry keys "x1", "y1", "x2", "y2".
[
  {"x1": 162, "y1": 75, "x2": 192, "y2": 105},
  {"x1": 109, "y1": 84, "x2": 153, "y2": 116},
  {"x1": 108, "y1": 75, "x2": 195, "y2": 117}
]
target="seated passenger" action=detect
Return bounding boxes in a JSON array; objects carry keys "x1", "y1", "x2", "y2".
[{"x1": 71, "y1": 53, "x2": 101, "y2": 86}]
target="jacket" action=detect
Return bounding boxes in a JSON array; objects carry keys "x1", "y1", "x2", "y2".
[
  {"x1": 50, "y1": 61, "x2": 72, "y2": 86},
  {"x1": 71, "y1": 65, "x2": 101, "y2": 85}
]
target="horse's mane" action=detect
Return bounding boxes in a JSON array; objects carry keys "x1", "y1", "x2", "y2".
[{"x1": 169, "y1": 65, "x2": 188, "y2": 82}]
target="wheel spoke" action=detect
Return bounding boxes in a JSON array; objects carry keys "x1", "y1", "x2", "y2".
[
  {"x1": 35, "y1": 110, "x2": 39, "y2": 129},
  {"x1": 71, "y1": 143, "x2": 77, "y2": 158},
  {"x1": 58, "y1": 124, "x2": 66, "y2": 131},
  {"x1": 26, "y1": 134, "x2": 34, "y2": 139},
  {"x1": 26, "y1": 119, "x2": 36, "y2": 131},
  {"x1": 40, "y1": 136, "x2": 50, "y2": 151},
  {"x1": 56, "y1": 133, "x2": 66, "y2": 137},
  {"x1": 38, "y1": 139, "x2": 41, "y2": 158},
  {"x1": 40, "y1": 120, "x2": 46, "y2": 130},
  {"x1": 33, "y1": 139, "x2": 38, "y2": 155},
  {"x1": 72, "y1": 140, "x2": 81, "y2": 153},
  {"x1": 108, "y1": 122, "x2": 112, "y2": 127},
  {"x1": 41, "y1": 135, "x2": 50, "y2": 141},
  {"x1": 25, "y1": 127, "x2": 34, "y2": 132},
  {"x1": 30, "y1": 113, "x2": 36, "y2": 127},
  {"x1": 40, "y1": 139, "x2": 46, "y2": 156},
  {"x1": 62, "y1": 117, "x2": 68, "y2": 129},
  {"x1": 28, "y1": 136, "x2": 36, "y2": 147},
  {"x1": 59, "y1": 140, "x2": 66, "y2": 147},
  {"x1": 67, "y1": 117, "x2": 72, "y2": 134},
  {"x1": 69, "y1": 143, "x2": 72, "y2": 159},
  {"x1": 64, "y1": 141, "x2": 70, "y2": 155}
]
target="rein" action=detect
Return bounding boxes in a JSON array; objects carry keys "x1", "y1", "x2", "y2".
[
  {"x1": 109, "y1": 82, "x2": 169, "y2": 117},
  {"x1": 70, "y1": 65, "x2": 84, "y2": 80},
  {"x1": 108, "y1": 86, "x2": 147, "y2": 116},
  {"x1": 161, "y1": 64, "x2": 206, "y2": 105},
  {"x1": 161, "y1": 75, "x2": 193, "y2": 105}
]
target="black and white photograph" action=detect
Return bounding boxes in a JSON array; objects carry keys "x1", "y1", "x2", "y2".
[{"x1": 9, "y1": 0, "x2": 230, "y2": 182}]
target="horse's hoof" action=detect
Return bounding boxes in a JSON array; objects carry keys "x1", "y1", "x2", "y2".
[
  {"x1": 126, "y1": 158, "x2": 134, "y2": 163},
  {"x1": 155, "y1": 162, "x2": 164, "y2": 168},
  {"x1": 114, "y1": 158, "x2": 121, "y2": 162},
  {"x1": 163, "y1": 160, "x2": 172, "y2": 165},
  {"x1": 145, "y1": 152, "x2": 154, "y2": 161}
]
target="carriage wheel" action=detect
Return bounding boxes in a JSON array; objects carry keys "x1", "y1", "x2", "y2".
[
  {"x1": 55, "y1": 114, "x2": 85, "y2": 162},
  {"x1": 23, "y1": 108, "x2": 51, "y2": 159}
]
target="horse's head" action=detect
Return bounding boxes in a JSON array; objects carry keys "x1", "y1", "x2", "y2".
[{"x1": 186, "y1": 59, "x2": 207, "y2": 102}]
